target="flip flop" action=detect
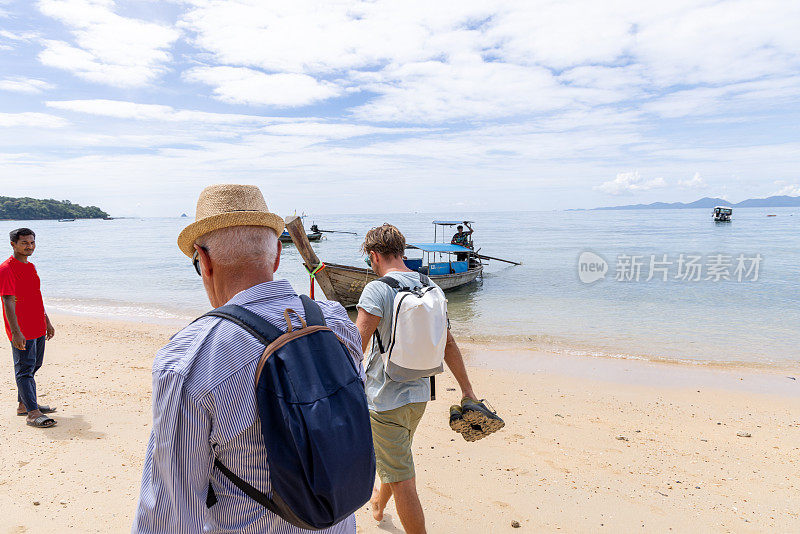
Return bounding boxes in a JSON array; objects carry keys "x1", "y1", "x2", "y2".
[
  {"x1": 26, "y1": 415, "x2": 56, "y2": 428},
  {"x1": 17, "y1": 405, "x2": 57, "y2": 416}
]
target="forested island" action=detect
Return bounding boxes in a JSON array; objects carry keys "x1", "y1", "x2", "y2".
[{"x1": 0, "y1": 196, "x2": 109, "y2": 220}]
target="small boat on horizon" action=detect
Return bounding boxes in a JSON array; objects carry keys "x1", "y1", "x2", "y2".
[
  {"x1": 58, "y1": 218, "x2": 75, "y2": 222},
  {"x1": 713, "y1": 206, "x2": 732, "y2": 222}
]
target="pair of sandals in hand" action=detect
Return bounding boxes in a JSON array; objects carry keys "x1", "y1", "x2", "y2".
[{"x1": 449, "y1": 398, "x2": 504, "y2": 442}]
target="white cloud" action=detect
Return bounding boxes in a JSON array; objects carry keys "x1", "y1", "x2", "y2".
[
  {"x1": 45, "y1": 99, "x2": 292, "y2": 124},
  {"x1": 178, "y1": 1, "x2": 486, "y2": 74},
  {"x1": 634, "y1": 0, "x2": 800, "y2": 87},
  {"x1": 0, "y1": 77, "x2": 55, "y2": 94},
  {"x1": 644, "y1": 76, "x2": 800, "y2": 119},
  {"x1": 0, "y1": 30, "x2": 40, "y2": 41},
  {"x1": 175, "y1": 0, "x2": 800, "y2": 123},
  {"x1": 0, "y1": 29, "x2": 39, "y2": 49},
  {"x1": 773, "y1": 184, "x2": 800, "y2": 196},
  {"x1": 261, "y1": 121, "x2": 427, "y2": 138},
  {"x1": 37, "y1": 0, "x2": 179, "y2": 87},
  {"x1": 0, "y1": 112, "x2": 68, "y2": 128},
  {"x1": 594, "y1": 172, "x2": 667, "y2": 195},
  {"x1": 678, "y1": 172, "x2": 707, "y2": 189},
  {"x1": 184, "y1": 67, "x2": 341, "y2": 107},
  {"x1": 2, "y1": 1, "x2": 800, "y2": 212},
  {"x1": 352, "y1": 58, "x2": 571, "y2": 123}
]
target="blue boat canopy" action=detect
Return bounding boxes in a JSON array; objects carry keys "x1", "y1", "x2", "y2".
[
  {"x1": 407, "y1": 243, "x2": 472, "y2": 253},
  {"x1": 432, "y1": 220, "x2": 474, "y2": 226}
]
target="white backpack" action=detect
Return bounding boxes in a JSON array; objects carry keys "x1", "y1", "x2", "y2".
[{"x1": 373, "y1": 274, "x2": 448, "y2": 382}]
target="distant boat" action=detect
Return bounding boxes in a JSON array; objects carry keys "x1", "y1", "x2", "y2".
[
  {"x1": 280, "y1": 230, "x2": 322, "y2": 244},
  {"x1": 58, "y1": 218, "x2": 75, "y2": 222},
  {"x1": 712, "y1": 206, "x2": 732, "y2": 222}
]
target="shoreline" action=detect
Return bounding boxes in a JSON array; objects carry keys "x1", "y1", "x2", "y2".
[
  {"x1": 2, "y1": 314, "x2": 799, "y2": 532},
  {"x1": 44, "y1": 302, "x2": 800, "y2": 381}
]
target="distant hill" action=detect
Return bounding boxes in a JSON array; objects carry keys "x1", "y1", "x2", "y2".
[
  {"x1": 734, "y1": 195, "x2": 800, "y2": 207},
  {"x1": 0, "y1": 196, "x2": 109, "y2": 220},
  {"x1": 586, "y1": 195, "x2": 800, "y2": 211}
]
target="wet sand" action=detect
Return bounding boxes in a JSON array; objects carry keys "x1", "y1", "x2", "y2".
[{"x1": 2, "y1": 314, "x2": 799, "y2": 533}]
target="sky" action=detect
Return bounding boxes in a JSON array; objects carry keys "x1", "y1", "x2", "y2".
[{"x1": 0, "y1": 0, "x2": 799, "y2": 216}]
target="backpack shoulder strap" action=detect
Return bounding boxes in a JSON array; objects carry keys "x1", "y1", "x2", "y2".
[
  {"x1": 376, "y1": 275, "x2": 401, "y2": 289},
  {"x1": 418, "y1": 273, "x2": 432, "y2": 287},
  {"x1": 202, "y1": 304, "x2": 284, "y2": 346},
  {"x1": 299, "y1": 294, "x2": 326, "y2": 327}
]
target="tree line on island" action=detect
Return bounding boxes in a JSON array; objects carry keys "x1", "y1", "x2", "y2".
[{"x1": 0, "y1": 196, "x2": 109, "y2": 220}]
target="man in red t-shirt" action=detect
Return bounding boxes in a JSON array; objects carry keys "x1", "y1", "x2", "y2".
[{"x1": 0, "y1": 228, "x2": 56, "y2": 428}]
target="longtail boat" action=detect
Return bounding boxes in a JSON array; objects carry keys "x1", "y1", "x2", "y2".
[
  {"x1": 280, "y1": 230, "x2": 322, "y2": 243},
  {"x1": 285, "y1": 216, "x2": 484, "y2": 308}
]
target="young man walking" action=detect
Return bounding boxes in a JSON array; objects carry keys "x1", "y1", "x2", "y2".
[
  {"x1": 0, "y1": 228, "x2": 57, "y2": 428},
  {"x1": 355, "y1": 224, "x2": 502, "y2": 534}
]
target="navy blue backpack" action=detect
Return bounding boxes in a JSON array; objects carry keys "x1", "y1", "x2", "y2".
[{"x1": 203, "y1": 295, "x2": 375, "y2": 530}]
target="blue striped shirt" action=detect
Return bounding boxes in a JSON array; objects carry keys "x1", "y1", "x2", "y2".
[{"x1": 133, "y1": 280, "x2": 364, "y2": 534}]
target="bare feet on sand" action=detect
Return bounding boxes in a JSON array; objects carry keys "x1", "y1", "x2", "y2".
[{"x1": 370, "y1": 488, "x2": 384, "y2": 521}]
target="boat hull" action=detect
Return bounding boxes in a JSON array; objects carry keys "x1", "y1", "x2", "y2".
[
  {"x1": 281, "y1": 232, "x2": 322, "y2": 243},
  {"x1": 321, "y1": 263, "x2": 483, "y2": 308}
]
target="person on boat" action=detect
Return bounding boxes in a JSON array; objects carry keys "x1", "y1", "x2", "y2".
[
  {"x1": 355, "y1": 223, "x2": 503, "y2": 534},
  {"x1": 0, "y1": 228, "x2": 57, "y2": 429},
  {"x1": 451, "y1": 223, "x2": 473, "y2": 261},
  {"x1": 133, "y1": 184, "x2": 366, "y2": 533}
]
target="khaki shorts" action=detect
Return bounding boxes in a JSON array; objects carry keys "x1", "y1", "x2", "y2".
[{"x1": 369, "y1": 402, "x2": 427, "y2": 483}]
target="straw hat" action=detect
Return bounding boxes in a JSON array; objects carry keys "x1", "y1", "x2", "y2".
[{"x1": 177, "y1": 184, "x2": 285, "y2": 257}]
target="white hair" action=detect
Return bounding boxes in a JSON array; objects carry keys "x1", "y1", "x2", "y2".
[{"x1": 196, "y1": 225, "x2": 279, "y2": 271}]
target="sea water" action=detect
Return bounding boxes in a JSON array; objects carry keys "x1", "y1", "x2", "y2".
[{"x1": 5, "y1": 208, "x2": 799, "y2": 368}]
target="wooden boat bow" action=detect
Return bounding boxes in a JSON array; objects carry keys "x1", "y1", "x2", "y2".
[{"x1": 285, "y1": 215, "x2": 339, "y2": 301}]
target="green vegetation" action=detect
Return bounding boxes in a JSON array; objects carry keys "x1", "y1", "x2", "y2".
[{"x1": 0, "y1": 196, "x2": 109, "y2": 220}]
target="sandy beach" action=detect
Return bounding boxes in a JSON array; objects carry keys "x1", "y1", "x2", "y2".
[{"x1": 2, "y1": 314, "x2": 799, "y2": 533}]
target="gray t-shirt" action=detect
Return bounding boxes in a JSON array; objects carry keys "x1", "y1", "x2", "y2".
[{"x1": 357, "y1": 271, "x2": 432, "y2": 412}]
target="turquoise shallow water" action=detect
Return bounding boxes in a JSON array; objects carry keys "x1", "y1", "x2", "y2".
[{"x1": 5, "y1": 207, "x2": 799, "y2": 367}]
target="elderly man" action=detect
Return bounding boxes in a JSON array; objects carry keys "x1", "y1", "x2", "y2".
[{"x1": 133, "y1": 184, "x2": 365, "y2": 533}]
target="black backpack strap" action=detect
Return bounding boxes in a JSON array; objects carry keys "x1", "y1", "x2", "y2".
[
  {"x1": 379, "y1": 273, "x2": 431, "y2": 289},
  {"x1": 202, "y1": 304, "x2": 284, "y2": 346},
  {"x1": 373, "y1": 275, "x2": 424, "y2": 354},
  {"x1": 203, "y1": 305, "x2": 286, "y2": 510},
  {"x1": 299, "y1": 294, "x2": 326, "y2": 327},
  {"x1": 372, "y1": 277, "x2": 400, "y2": 354},
  {"x1": 208, "y1": 458, "x2": 282, "y2": 514},
  {"x1": 376, "y1": 276, "x2": 401, "y2": 289},
  {"x1": 374, "y1": 331, "x2": 385, "y2": 354},
  {"x1": 202, "y1": 306, "x2": 289, "y2": 517}
]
